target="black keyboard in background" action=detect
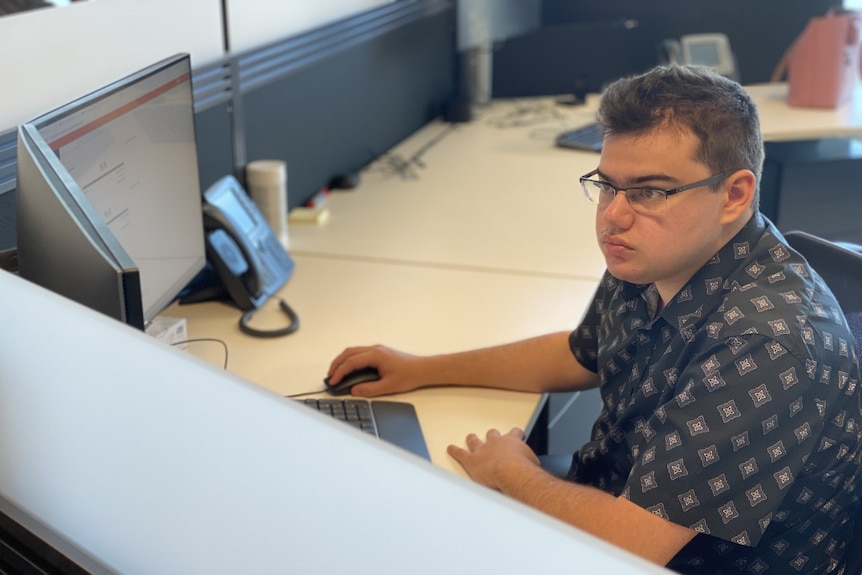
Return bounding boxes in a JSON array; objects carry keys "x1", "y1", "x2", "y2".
[
  {"x1": 297, "y1": 398, "x2": 431, "y2": 461},
  {"x1": 555, "y1": 122, "x2": 602, "y2": 152}
]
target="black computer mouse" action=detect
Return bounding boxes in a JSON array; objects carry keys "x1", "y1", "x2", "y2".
[{"x1": 323, "y1": 367, "x2": 380, "y2": 396}]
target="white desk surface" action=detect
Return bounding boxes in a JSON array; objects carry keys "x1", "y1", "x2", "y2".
[
  {"x1": 164, "y1": 253, "x2": 599, "y2": 476},
  {"x1": 745, "y1": 82, "x2": 862, "y2": 142},
  {"x1": 289, "y1": 99, "x2": 607, "y2": 281},
  {"x1": 289, "y1": 86, "x2": 862, "y2": 277}
]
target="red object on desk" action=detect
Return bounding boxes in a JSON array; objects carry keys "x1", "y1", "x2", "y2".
[{"x1": 787, "y1": 10, "x2": 860, "y2": 109}]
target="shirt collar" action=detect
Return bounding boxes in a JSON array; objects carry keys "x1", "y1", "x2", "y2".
[
  {"x1": 618, "y1": 212, "x2": 765, "y2": 327},
  {"x1": 661, "y1": 212, "x2": 767, "y2": 320}
]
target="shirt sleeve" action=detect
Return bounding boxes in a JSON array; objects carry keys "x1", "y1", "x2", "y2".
[{"x1": 621, "y1": 333, "x2": 824, "y2": 547}]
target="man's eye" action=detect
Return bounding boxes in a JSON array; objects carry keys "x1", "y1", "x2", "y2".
[
  {"x1": 597, "y1": 182, "x2": 616, "y2": 195},
  {"x1": 635, "y1": 189, "x2": 665, "y2": 201}
]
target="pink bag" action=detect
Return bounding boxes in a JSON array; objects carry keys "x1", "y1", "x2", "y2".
[{"x1": 787, "y1": 10, "x2": 860, "y2": 109}]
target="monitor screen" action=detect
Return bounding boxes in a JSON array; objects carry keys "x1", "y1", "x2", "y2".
[{"x1": 16, "y1": 54, "x2": 206, "y2": 329}]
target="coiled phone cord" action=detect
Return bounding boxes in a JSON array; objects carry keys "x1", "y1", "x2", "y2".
[{"x1": 238, "y1": 298, "x2": 300, "y2": 338}]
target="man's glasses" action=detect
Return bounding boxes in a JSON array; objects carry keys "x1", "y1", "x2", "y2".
[{"x1": 579, "y1": 169, "x2": 735, "y2": 214}]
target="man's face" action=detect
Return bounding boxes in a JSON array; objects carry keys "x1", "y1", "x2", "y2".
[{"x1": 594, "y1": 126, "x2": 732, "y2": 301}]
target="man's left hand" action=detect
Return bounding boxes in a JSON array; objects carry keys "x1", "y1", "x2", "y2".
[{"x1": 447, "y1": 427, "x2": 541, "y2": 489}]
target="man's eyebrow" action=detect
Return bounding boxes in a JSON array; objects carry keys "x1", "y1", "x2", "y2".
[{"x1": 595, "y1": 169, "x2": 679, "y2": 187}]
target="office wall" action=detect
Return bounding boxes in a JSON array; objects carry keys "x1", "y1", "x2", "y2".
[
  {"x1": 0, "y1": 1, "x2": 402, "y2": 134},
  {"x1": 224, "y1": 0, "x2": 395, "y2": 54},
  {"x1": 235, "y1": 1, "x2": 454, "y2": 210},
  {"x1": 0, "y1": 0, "x2": 224, "y2": 133},
  {"x1": 493, "y1": 19, "x2": 656, "y2": 96}
]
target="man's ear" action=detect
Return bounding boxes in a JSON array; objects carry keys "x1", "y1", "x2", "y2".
[{"x1": 720, "y1": 169, "x2": 757, "y2": 224}]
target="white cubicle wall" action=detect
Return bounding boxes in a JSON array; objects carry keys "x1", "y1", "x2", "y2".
[
  {"x1": 0, "y1": 0, "x2": 223, "y2": 132},
  {"x1": 0, "y1": 0, "x2": 398, "y2": 132},
  {"x1": 224, "y1": 0, "x2": 396, "y2": 54},
  {"x1": 0, "y1": 269, "x2": 669, "y2": 574}
]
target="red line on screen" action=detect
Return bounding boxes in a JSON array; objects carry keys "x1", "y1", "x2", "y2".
[{"x1": 47, "y1": 72, "x2": 190, "y2": 150}]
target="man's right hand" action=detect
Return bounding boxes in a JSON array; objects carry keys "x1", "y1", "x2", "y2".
[{"x1": 326, "y1": 345, "x2": 428, "y2": 397}]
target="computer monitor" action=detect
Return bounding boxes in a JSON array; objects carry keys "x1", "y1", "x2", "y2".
[{"x1": 16, "y1": 53, "x2": 206, "y2": 330}]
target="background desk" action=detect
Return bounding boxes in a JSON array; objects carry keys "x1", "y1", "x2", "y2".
[
  {"x1": 290, "y1": 86, "x2": 862, "y2": 270},
  {"x1": 166, "y1": 254, "x2": 599, "y2": 475},
  {"x1": 290, "y1": 99, "x2": 606, "y2": 281},
  {"x1": 745, "y1": 83, "x2": 862, "y2": 142}
]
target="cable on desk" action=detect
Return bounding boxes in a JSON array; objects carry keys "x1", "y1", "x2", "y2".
[
  {"x1": 365, "y1": 124, "x2": 458, "y2": 180},
  {"x1": 484, "y1": 100, "x2": 568, "y2": 129},
  {"x1": 172, "y1": 338, "x2": 229, "y2": 370},
  {"x1": 239, "y1": 298, "x2": 300, "y2": 338},
  {"x1": 285, "y1": 389, "x2": 328, "y2": 399},
  {"x1": 367, "y1": 152, "x2": 421, "y2": 180},
  {"x1": 410, "y1": 123, "x2": 458, "y2": 168}
]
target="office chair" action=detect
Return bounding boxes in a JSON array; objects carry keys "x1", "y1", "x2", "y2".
[
  {"x1": 783, "y1": 230, "x2": 862, "y2": 575},
  {"x1": 783, "y1": 230, "x2": 862, "y2": 367}
]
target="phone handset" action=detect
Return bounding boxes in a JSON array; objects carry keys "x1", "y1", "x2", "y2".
[{"x1": 201, "y1": 175, "x2": 299, "y2": 337}]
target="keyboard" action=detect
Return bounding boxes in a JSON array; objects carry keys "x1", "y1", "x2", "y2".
[
  {"x1": 555, "y1": 122, "x2": 602, "y2": 152},
  {"x1": 297, "y1": 398, "x2": 431, "y2": 460}
]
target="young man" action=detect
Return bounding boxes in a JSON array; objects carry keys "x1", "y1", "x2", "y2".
[{"x1": 327, "y1": 65, "x2": 862, "y2": 574}]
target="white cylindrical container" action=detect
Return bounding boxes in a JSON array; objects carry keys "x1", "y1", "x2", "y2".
[{"x1": 245, "y1": 159, "x2": 289, "y2": 248}]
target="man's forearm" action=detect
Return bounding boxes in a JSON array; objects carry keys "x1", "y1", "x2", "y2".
[
  {"x1": 422, "y1": 331, "x2": 598, "y2": 393},
  {"x1": 494, "y1": 457, "x2": 696, "y2": 566}
]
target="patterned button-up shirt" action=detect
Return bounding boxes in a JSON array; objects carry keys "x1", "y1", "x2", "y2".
[{"x1": 568, "y1": 213, "x2": 862, "y2": 574}]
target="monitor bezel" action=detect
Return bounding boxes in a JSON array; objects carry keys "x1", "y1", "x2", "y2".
[
  {"x1": 16, "y1": 123, "x2": 145, "y2": 329},
  {"x1": 16, "y1": 53, "x2": 205, "y2": 329}
]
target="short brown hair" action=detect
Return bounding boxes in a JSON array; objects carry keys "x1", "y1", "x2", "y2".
[{"x1": 598, "y1": 65, "x2": 764, "y2": 202}]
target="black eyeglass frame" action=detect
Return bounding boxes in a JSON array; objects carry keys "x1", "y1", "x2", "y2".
[{"x1": 579, "y1": 169, "x2": 737, "y2": 208}]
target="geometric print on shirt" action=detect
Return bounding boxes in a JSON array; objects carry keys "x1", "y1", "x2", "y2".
[{"x1": 568, "y1": 213, "x2": 862, "y2": 575}]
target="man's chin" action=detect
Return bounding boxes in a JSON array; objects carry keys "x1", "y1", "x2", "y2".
[{"x1": 606, "y1": 263, "x2": 652, "y2": 286}]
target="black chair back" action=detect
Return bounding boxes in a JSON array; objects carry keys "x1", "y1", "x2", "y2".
[{"x1": 784, "y1": 230, "x2": 862, "y2": 575}]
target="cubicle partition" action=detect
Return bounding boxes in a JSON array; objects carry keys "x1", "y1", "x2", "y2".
[
  {"x1": 492, "y1": 0, "x2": 840, "y2": 97},
  {"x1": 236, "y1": 0, "x2": 455, "y2": 210},
  {"x1": 0, "y1": 129, "x2": 17, "y2": 266},
  {"x1": 191, "y1": 58, "x2": 239, "y2": 193},
  {"x1": 532, "y1": 0, "x2": 840, "y2": 86},
  {"x1": 493, "y1": 20, "x2": 655, "y2": 97},
  {"x1": 0, "y1": 0, "x2": 456, "y2": 264}
]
